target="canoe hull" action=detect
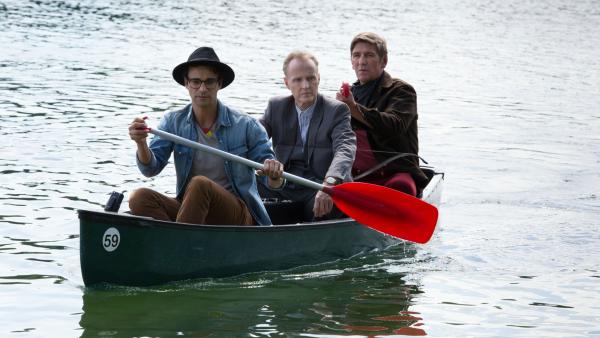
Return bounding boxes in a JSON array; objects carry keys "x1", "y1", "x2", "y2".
[
  {"x1": 80, "y1": 212, "x2": 399, "y2": 286},
  {"x1": 79, "y1": 170, "x2": 443, "y2": 286}
]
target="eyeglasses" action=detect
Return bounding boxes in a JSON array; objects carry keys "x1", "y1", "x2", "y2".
[{"x1": 186, "y1": 77, "x2": 219, "y2": 89}]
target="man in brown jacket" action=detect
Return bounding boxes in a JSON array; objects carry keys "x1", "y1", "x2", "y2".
[{"x1": 336, "y1": 32, "x2": 428, "y2": 196}]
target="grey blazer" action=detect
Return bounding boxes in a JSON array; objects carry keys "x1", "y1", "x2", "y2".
[{"x1": 260, "y1": 94, "x2": 356, "y2": 182}]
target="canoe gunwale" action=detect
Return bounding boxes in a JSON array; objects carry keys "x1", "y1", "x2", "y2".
[{"x1": 77, "y1": 209, "x2": 365, "y2": 233}]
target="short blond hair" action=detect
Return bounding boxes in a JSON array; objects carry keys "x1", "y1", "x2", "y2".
[
  {"x1": 282, "y1": 51, "x2": 319, "y2": 75},
  {"x1": 350, "y1": 32, "x2": 388, "y2": 60}
]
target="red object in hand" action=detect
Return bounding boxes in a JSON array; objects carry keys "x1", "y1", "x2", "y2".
[{"x1": 341, "y1": 82, "x2": 350, "y2": 97}]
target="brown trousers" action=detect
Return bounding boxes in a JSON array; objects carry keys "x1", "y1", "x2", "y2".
[{"x1": 128, "y1": 176, "x2": 254, "y2": 225}]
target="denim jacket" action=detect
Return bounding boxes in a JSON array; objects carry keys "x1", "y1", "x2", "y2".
[{"x1": 137, "y1": 101, "x2": 275, "y2": 225}]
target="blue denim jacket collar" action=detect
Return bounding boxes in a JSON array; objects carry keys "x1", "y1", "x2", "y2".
[{"x1": 184, "y1": 100, "x2": 233, "y2": 128}]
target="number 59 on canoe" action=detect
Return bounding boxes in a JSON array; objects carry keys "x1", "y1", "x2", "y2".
[{"x1": 147, "y1": 128, "x2": 439, "y2": 244}]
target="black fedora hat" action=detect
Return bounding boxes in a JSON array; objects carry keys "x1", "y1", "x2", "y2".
[{"x1": 172, "y1": 47, "x2": 235, "y2": 88}]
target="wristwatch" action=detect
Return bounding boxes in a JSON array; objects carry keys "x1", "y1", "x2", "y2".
[{"x1": 324, "y1": 176, "x2": 341, "y2": 186}]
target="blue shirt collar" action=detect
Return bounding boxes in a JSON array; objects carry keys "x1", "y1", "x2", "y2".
[{"x1": 294, "y1": 100, "x2": 316, "y2": 117}]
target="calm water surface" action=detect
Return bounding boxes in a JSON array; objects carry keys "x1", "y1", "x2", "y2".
[{"x1": 1, "y1": 0, "x2": 599, "y2": 337}]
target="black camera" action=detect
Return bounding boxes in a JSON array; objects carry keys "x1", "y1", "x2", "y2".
[{"x1": 104, "y1": 191, "x2": 124, "y2": 212}]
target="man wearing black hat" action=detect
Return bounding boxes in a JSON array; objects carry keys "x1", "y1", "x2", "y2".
[{"x1": 128, "y1": 47, "x2": 284, "y2": 226}]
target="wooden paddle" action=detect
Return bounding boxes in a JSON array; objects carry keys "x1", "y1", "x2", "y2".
[{"x1": 148, "y1": 128, "x2": 438, "y2": 244}]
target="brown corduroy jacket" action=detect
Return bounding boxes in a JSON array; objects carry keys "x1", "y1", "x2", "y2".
[{"x1": 353, "y1": 71, "x2": 428, "y2": 191}]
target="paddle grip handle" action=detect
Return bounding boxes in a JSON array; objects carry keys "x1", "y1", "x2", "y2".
[{"x1": 148, "y1": 128, "x2": 324, "y2": 191}]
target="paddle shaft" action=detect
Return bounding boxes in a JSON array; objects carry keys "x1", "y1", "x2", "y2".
[{"x1": 149, "y1": 128, "x2": 324, "y2": 191}]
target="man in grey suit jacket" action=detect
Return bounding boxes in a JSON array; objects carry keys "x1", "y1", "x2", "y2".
[{"x1": 259, "y1": 51, "x2": 356, "y2": 221}]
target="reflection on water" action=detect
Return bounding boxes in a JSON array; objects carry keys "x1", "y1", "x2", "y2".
[
  {"x1": 79, "y1": 263, "x2": 425, "y2": 337},
  {"x1": 1, "y1": 0, "x2": 600, "y2": 336}
]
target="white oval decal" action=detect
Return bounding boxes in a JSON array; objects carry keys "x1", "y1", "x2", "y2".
[{"x1": 102, "y1": 227, "x2": 120, "y2": 252}]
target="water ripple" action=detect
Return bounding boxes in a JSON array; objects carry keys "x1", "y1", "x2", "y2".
[{"x1": 0, "y1": 0, "x2": 599, "y2": 336}]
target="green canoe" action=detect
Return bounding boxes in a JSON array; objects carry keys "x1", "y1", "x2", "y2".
[{"x1": 79, "y1": 168, "x2": 443, "y2": 287}]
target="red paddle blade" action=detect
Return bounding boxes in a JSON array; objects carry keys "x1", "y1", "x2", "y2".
[{"x1": 326, "y1": 182, "x2": 438, "y2": 244}]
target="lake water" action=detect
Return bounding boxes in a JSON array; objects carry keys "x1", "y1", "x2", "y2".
[{"x1": 1, "y1": 0, "x2": 599, "y2": 336}]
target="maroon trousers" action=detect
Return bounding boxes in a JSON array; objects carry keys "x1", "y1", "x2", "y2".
[
  {"x1": 358, "y1": 172, "x2": 417, "y2": 196},
  {"x1": 353, "y1": 129, "x2": 417, "y2": 196},
  {"x1": 128, "y1": 176, "x2": 254, "y2": 225}
]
